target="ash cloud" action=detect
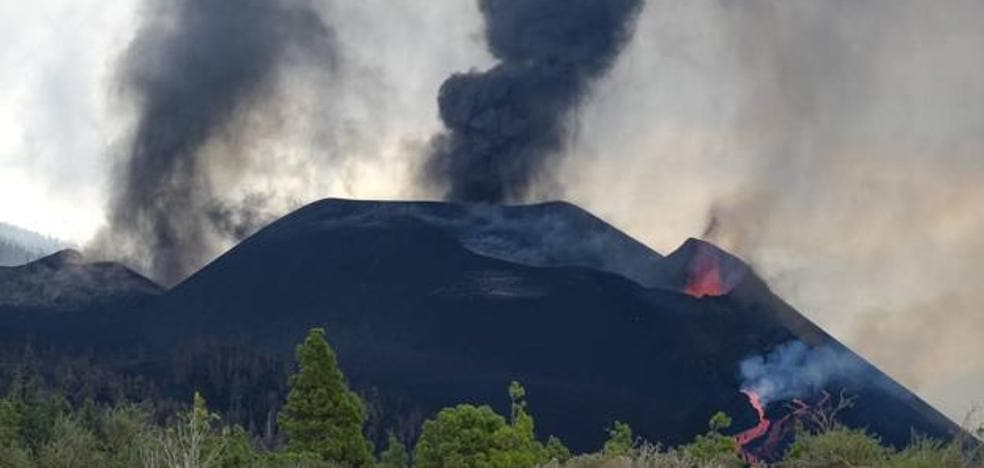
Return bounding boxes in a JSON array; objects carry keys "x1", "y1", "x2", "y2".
[
  {"x1": 94, "y1": 0, "x2": 337, "y2": 286},
  {"x1": 424, "y1": 0, "x2": 642, "y2": 202},
  {"x1": 740, "y1": 341, "x2": 864, "y2": 406}
]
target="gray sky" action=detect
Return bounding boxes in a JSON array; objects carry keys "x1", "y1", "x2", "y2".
[{"x1": 0, "y1": 0, "x2": 981, "y2": 424}]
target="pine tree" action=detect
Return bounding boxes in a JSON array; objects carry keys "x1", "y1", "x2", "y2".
[
  {"x1": 279, "y1": 327, "x2": 373, "y2": 466},
  {"x1": 376, "y1": 432, "x2": 409, "y2": 468}
]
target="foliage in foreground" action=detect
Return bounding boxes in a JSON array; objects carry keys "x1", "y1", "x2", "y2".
[
  {"x1": 0, "y1": 327, "x2": 981, "y2": 467},
  {"x1": 279, "y1": 328, "x2": 374, "y2": 466}
]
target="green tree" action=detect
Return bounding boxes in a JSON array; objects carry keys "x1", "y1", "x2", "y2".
[
  {"x1": 259, "y1": 450, "x2": 336, "y2": 467},
  {"x1": 36, "y1": 415, "x2": 107, "y2": 468},
  {"x1": 544, "y1": 435, "x2": 572, "y2": 463},
  {"x1": 0, "y1": 399, "x2": 30, "y2": 468},
  {"x1": 212, "y1": 425, "x2": 257, "y2": 468},
  {"x1": 499, "y1": 381, "x2": 548, "y2": 464},
  {"x1": 680, "y1": 411, "x2": 741, "y2": 466},
  {"x1": 414, "y1": 404, "x2": 509, "y2": 468},
  {"x1": 146, "y1": 392, "x2": 228, "y2": 468},
  {"x1": 100, "y1": 404, "x2": 152, "y2": 468},
  {"x1": 602, "y1": 421, "x2": 634, "y2": 457},
  {"x1": 0, "y1": 398, "x2": 22, "y2": 446},
  {"x1": 279, "y1": 328, "x2": 373, "y2": 466},
  {"x1": 414, "y1": 382, "x2": 557, "y2": 468},
  {"x1": 377, "y1": 432, "x2": 409, "y2": 468}
]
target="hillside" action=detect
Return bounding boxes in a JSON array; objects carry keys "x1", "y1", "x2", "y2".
[
  {"x1": 0, "y1": 199, "x2": 963, "y2": 456},
  {"x1": 142, "y1": 199, "x2": 960, "y2": 451},
  {"x1": 0, "y1": 222, "x2": 67, "y2": 266}
]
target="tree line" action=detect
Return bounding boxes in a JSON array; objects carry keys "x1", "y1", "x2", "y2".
[{"x1": 0, "y1": 328, "x2": 981, "y2": 467}]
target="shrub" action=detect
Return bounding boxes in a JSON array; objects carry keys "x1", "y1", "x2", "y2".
[
  {"x1": 36, "y1": 415, "x2": 107, "y2": 468},
  {"x1": 678, "y1": 411, "x2": 740, "y2": 466},
  {"x1": 784, "y1": 426, "x2": 891, "y2": 467},
  {"x1": 414, "y1": 404, "x2": 515, "y2": 468},
  {"x1": 377, "y1": 432, "x2": 409, "y2": 468},
  {"x1": 603, "y1": 421, "x2": 634, "y2": 457},
  {"x1": 884, "y1": 436, "x2": 963, "y2": 468},
  {"x1": 414, "y1": 381, "x2": 566, "y2": 468}
]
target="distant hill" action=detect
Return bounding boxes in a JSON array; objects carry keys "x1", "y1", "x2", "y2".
[
  {"x1": 0, "y1": 222, "x2": 68, "y2": 266},
  {"x1": 0, "y1": 199, "x2": 964, "y2": 458}
]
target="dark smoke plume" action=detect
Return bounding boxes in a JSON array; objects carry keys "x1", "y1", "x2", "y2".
[
  {"x1": 103, "y1": 0, "x2": 335, "y2": 285},
  {"x1": 425, "y1": 0, "x2": 642, "y2": 202}
]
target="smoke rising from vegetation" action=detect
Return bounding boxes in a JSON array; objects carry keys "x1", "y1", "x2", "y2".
[
  {"x1": 560, "y1": 0, "x2": 984, "y2": 420},
  {"x1": 425, "y1": 0, "x2": 642, "y2": 202},
  {"x1": 95, "y1": 0, "x2": 336, "y2": 286}
]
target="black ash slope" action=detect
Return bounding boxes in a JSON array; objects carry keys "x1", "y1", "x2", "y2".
[{"x1": 131, "y1": 199, "x2": 961, "y2": 451}]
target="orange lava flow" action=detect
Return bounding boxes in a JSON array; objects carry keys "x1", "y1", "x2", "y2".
[
  {"x1": 683, "y1": 255, "x2": 724, "y2": 298},
  {"x1": 735, "y1": 390, "x2": 771, "y2": 447}
]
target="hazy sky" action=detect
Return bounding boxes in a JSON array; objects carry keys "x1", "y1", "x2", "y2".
[{"x1": 1, "y1": 0, "x2": 981, "y2": 424}]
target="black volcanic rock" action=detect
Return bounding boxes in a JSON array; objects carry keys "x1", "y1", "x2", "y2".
[
  {"x1": 0, "y1": 249, "x2": 163, "y2": 353},
  {"x1": 122, "y1": 199, "x2": 961, "y2": 453},
  {"x1": 253, "y1": 199, "x2": 672, "y2": 288},
  {"x1": 0, "y1": 249, "x2": 162, "y2": 311}
]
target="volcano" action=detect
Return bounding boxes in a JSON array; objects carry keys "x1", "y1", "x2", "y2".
[{"x1": 0, "y1": 199, "x2": 963, "y2": 455}]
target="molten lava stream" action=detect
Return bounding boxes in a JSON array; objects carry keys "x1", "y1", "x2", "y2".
[{"x1": 735, "y1": 390, "x2": 770, "y2": 447}]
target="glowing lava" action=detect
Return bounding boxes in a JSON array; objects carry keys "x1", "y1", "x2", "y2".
[
  {"x1": 683, "y1": 252, "x2": 724, "y2": 298},
  {"x1": 735, "y1": 390, "x2": 771, "y2": 447},
  {"x1": 668, "y1": 238, "x2": 748, "y2": 298}
]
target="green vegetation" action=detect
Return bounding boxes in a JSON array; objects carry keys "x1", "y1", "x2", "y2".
[
  {"x1": 0, "y1": 327, "x2": 980, "y2": 467},
  {"x1": 377, "y1": 433, "x2": 409, "y2": 468},
  {"x1": 678, "y1": 411, "x2": 741, "y2": 466},
  {"x1": 413, "y1": 381, "x2": 566, "y2": 468},
  {"x1": 279, "y1": 328, "x2": 373, "y2": 466},
  {"x1": 602, "y1": 421, "x2": 633, "y2": 457}
]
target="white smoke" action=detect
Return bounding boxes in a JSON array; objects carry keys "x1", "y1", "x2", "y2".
[{"x1": 740, "y1": 341, "x2": 864, "y2": 406}]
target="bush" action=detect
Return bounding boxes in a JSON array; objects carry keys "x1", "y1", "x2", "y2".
[
  {"x1": 885, "y1": 436, "x2": 964, "y2": 468},
  {"x1": 377, "y1": 432, "x2": 409, "y2": 468},
  {"x1": 603, "y1": 422, "x2": 634, "y2": 457},
  {"x1": 678, "y1": 411, "x2": 740, "y2": 466},
  {"x1": 259, "y1": 450, "x2": 342, "y2": 467},
  {"x1": 99, "y1": 403, "x2": 153, "y2": 468},
  {"x1": 414, "y1": 404, "x2": 515, "y2": 468},
  {"x1": 0, "y1": 442, "x2": 32, "y2": 468},
  {"x1": 546, "y1": 435, "x2": 573, "y2": 463},
  {"x1": 413, "y1": 381, "x2": 567, "y2": 468},
  {"x1": 35, "y1": 415, "x2": 107, "y2": 468},
  {"x1": 784, "y1": 426, "x2": 891, "y2": 467}
]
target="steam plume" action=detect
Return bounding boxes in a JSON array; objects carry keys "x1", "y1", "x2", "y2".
[
  {"x1": 97, "y1": 0, "x2": 336, "y2": 285},
  {"x1": 740, "y1": 340, "x2": 863, "y2": 406},
  {"x1": 425, "y1": 0, "x2": 642, "y2": 202}
]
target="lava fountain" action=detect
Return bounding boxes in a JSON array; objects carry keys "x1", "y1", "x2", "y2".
[
  {"x1": 684, "y1": 251, "x2": 724, "y2": 297},
  {"x1": 669, "y1": 238, "x2": 748, "y2": 298}
]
